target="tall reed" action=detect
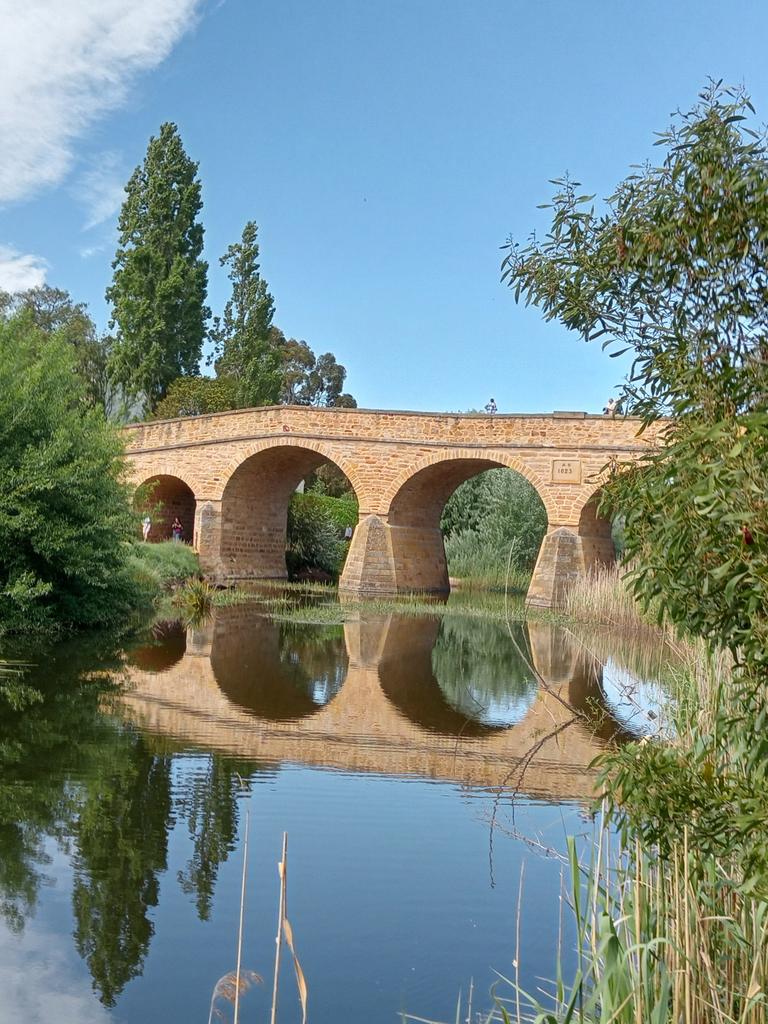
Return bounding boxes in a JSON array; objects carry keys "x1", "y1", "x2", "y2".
[
  {"x1": 562, "y1": 563, "x2": 660, "y2": 633},
  {"x1": 494, "y1": 825, "x2": 767, "y2": 1024}
]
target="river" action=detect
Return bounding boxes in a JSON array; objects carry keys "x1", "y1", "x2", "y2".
[{"x1": 0, "y1": 595, "x2": 671, "y2": 1024}]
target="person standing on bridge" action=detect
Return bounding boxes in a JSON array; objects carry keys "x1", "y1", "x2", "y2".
[{"x1": 485, "y1": 398, "x2": 497, "y2": 414}]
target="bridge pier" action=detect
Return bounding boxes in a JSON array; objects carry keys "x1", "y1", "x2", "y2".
[
  {"x1": 194, "y1": 499, "x2": 226, "y2": 577},
  {"x1": 526, "y1": 522, "x2": 615, "y2": 608},
  {"x1": 342, "y1": 517, "x2": 615, "y2": 608},
  {"x1": 340, "y1": 514, "x2": 449, "y2": 596}
]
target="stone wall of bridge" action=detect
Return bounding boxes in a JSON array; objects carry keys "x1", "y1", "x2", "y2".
[{"x1": 123, "y1": 406, "x2": 662, "y2": 606}]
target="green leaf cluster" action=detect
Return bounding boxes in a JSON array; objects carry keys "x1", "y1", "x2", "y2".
[
  {"x1": 2, "y1": 286, "x2": 116, "y2": 413},
  {"x1": 153, "y1": 375, "x2": 241, "y2": 419},
  {"x1": 503, "y1": 82, "x2": 767, "y2": 676},
  {"x1": 286, "y1": 493, "x2": 352, "y2": 578}
]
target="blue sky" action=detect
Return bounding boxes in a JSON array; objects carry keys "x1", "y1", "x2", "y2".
[{"x1": 2, "y1": 0, "x2": 768, "y2": 413}]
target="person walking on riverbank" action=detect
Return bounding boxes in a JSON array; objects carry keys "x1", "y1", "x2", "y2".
[
  {"x1": 142, "y1": 515, "x2": 151, "y2": 541},
  {"x1": 171, "y1": 517, "x2": 184, "y2": 542}
]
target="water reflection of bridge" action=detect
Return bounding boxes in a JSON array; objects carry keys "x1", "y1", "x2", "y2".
[{"x1": 120, "y1": 607, "x2": 622, "y2": 802}]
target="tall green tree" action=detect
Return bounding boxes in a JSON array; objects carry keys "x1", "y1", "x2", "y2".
[
  {"x1": 211, "y1": 220, "x2": 282, "y2": 407},
  {"x1": 106, "y1": 123, "x2": 209, "y2": 411}
]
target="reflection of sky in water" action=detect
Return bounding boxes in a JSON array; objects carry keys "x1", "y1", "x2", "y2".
[
  {"x1": 283, "y1": 650, "x2": 344, "y2": 705},
  {"x1": 441, "y1": 685, "x2": 537, "y2": 727},
  {"x1": 431, "y1": 617, "x2": 539, "y2": 727},
  {"x1": 600, "y1": 657, "x2": 674, "y2": 739},
  {"x1": 309, "y1": 672, "x2": 344, "y2": 705}
]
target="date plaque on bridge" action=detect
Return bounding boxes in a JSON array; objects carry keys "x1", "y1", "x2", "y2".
[{"x1": 551, "y1": 459, "x2": 582, "y2": 484}]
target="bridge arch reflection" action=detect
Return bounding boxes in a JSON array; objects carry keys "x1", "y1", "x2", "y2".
[
  {"x1": 211, "y1": 609, "x2": 347, "y2": 721},
  {"x1": 120, "y1": 605, "x2": 632, "y2": 800}
]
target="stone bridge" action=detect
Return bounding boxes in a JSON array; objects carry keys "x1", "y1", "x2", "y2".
[
  {"x1": 119, "y1": 610, "x2": 628, "y2": 802},
  {"x1": 123, "y1": 406, "x2": 659, "y2": 606}
]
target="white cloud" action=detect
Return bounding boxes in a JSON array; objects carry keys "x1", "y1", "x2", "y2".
[
  {"x1": 76, "y1": 151, "x2": 126, "y2": 230},
  {"x1": 0, "y1": 0, "x2": 203, "y2": 204},
  {"x1": 79, "y1": 244, "x2": 107, "y2": 260},
  {"x1": 0, "y1": 919, "x2": 111, "y2": 1024},
  {"x1": 0, "y1": 245, "x2": 48, "y2": 291}
]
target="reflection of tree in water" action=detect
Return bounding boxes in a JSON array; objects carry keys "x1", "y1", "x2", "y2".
[
  {"x1": 0, "y1": 645, "x2": 121, "y2": 935},
  {"x1": 0, "y1": 636, "x2": 273, "y2": 1009},
  {"x1": 279, "y1": 621, "x2": 346, "y2": 706},
  {"x1": 431, "y1": 617, "x2": 538, "y2": 727},
  {"x1": 175, "y1": 756, "x2": 264, "y2": 921},
  {"x1": 71, "y1": 732, "x2": 172, "y2": 1007}
]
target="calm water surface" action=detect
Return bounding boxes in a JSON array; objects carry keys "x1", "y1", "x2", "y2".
[{"x1": 0, "y1": 600, "x2": 669, "y2": 1024}]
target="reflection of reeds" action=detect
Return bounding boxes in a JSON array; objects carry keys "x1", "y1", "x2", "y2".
[{"x1": 208, "y1": 808, "x2": 260, "y2": 1024}]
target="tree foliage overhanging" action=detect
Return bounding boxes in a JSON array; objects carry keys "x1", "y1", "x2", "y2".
[
  {"x1": 0, "y1": 311, "x2": 137, "y2": 634},
  {"x1": 502, "y1": 82, "x2": 767, "y2": 675}
]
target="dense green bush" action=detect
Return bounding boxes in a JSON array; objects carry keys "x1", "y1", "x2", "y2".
[
  {"x1": 0, "y1": 313, "x2": 140, "y2": 634},
  {"x1": 286, "y1": 494, "x2": 349, "y2": 578},
  {"x1": 306, "y1": 493, "x2": 358, "y2": 531},
  {"x1": 441, "y1": 469, "x2": 547, "y2": 585}
]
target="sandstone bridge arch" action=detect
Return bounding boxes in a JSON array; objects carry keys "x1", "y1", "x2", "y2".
[{"x1": 123, "y1": 406, "x2": 660, "y2": 607}]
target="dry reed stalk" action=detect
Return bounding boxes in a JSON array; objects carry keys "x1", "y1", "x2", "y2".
[
  {"x1": 233, "y1": 808, "x2": 249, "y2": 1024},
  {"x1": 270, "y1": 832, "x2": 308, "y2": 1024},
  {"x1": 270, "y1": 832, "x2": 288, "y2": 1024}
]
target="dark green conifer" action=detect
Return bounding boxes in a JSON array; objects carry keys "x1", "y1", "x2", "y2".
[{"x1": 107, "y1": 123, "x2": 209, "y2": 411}]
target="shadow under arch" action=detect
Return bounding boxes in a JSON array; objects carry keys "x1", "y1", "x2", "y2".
[
  {"x1": 210, "y1": 604, "x2": 348, "y2": 721},
  {"x1": 126, "y1": 622, "x2": 187, "y2": 674},
  {"x1": 382, "y1": 456, "x2": 548, "y2": 595},
  {"x1": 218, "y1": 441, "x2": 360, "y2": 579},
  {"x1": 135, "y1": 473, "x2": 196, "y2": 544},
  {"x1": 376, "y1": 614, "x2": 539, "y2": 737},
  {"x1": 577, "y1": 485, "x2": 617, "y2": 571}
]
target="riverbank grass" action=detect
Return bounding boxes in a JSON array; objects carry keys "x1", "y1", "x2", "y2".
[{"x1": 128, "y1": 541, "x2": 201, "y2": 587}]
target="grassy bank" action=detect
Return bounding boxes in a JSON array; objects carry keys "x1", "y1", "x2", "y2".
[{"x1": 128, "y1": 541, "x2": 201, "y2": 590}]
